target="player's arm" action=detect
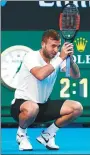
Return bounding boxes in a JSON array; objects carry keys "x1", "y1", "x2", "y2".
[
  {"x1": 30, "y1": 57, "x2": 63, "y2": 80},
  {"x1": 24, "y1": 43, "x2": 74, "y2": 80},
  {"x1": 23, "y1": 52, "x2": 64, "y2": 81},
  {"x1": 60, "y1": 43, "x2": 80, "y2": 78},
  {"x1": 30, "y1": 43, "x2": 74, "y2": 80},
  {"x1": 30, "y1": 65, "x2": 54, "y2": 80},
  {"x1": 70, "y1": 56, "x2": 80, "y2": 78}
]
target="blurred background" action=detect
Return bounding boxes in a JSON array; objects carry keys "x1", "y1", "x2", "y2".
[{"x1": 1, "y1": 1, "x2": 90, "y2": 128}]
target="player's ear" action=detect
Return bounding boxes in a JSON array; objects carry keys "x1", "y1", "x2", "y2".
[{"x1": 42, "y1": 41, "x2": 45, "y2": 49}]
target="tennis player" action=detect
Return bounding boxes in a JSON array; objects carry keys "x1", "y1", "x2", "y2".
[{"x1": 11, "y1": 29, "x2": 83, "y2": 151}]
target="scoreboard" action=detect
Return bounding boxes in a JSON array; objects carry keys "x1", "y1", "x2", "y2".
[{"x1": 1, "y1": 1, "x2": 90, "y2": 125}]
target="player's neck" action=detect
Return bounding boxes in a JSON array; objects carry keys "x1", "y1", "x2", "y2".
[{"x1": 39, "y1": 49, "x2": 50, "y2": 64}]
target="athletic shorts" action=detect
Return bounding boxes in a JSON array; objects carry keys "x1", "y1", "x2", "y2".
[{"x1": 10, "y1": 99, "x2": 65, "y2": 123}]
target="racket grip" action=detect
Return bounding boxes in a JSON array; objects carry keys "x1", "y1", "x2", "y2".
[{"x1": 66, "y1": 56, "x2": 70, "y2": 77}]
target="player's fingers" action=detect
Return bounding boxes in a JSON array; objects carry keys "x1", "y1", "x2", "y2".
[
  {"x1": 68, "y1": 51, "x2": 74, "y2": 55},
  {"x1": 65, "y1": 46, "x2": 74, "y2": 51},
  {"x1": 61, "y1": 43, "x2": 73, "y2": 52},
  {"x1": 65, "y1": 50, "x2": 73, "y2": 54},
  {"x1": 63, "y1": 42, "x2": 68, "y2": 46},
  {"x1": 65, "y1": 43, "x2": 73, "y2": 48}
]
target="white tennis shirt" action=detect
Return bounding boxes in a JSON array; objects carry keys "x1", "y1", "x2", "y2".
[{"x1": 13, "y1": 50, "x2": 66, "y2": 104}]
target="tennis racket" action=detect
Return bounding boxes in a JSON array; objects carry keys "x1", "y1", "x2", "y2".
[{"x1": 59, "y1": 3, "x2": 80, "y2": 77}]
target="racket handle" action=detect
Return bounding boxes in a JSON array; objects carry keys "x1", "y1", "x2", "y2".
[{"x1": 66, "y1": 56, "x2": 70, "y2": 77}]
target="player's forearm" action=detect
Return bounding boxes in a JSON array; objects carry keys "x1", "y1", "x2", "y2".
[
  {"x1": 31, "y1": 57, "x2": 63, "y2": 80},
  {"x1": 70, "y1": 56, "x2": 80, "y2": 78},
  {"x1": 34, "y1": 64, "x2": 55, "y2": 80}
]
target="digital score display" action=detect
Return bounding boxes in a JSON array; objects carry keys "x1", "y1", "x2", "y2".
[
  {"x1": 60, "y1": 78, "x2": 88, "y2": 98},
  {"x1": 56, "y1": 33, "x2": 90, "y2": 107},
  {"x1": 50, "y1": 68, "x2": 90, "y2": 108}
]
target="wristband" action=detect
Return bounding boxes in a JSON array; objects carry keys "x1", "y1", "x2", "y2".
[{"x1": 50, "y1": 57, "x2": 63, "y2": 69}]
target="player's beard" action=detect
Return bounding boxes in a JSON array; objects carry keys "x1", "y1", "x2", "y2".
[
  {"x1": 43, "y1": 46, "x2": 55, "y2": 60},
  {"x1": 43, "y1": 50, "x2": 50, "y2": 59}
]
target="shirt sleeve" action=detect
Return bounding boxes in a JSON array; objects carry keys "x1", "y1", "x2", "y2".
[{"x1": 23, "y1": 52, "x2": 41, "y2": 71}]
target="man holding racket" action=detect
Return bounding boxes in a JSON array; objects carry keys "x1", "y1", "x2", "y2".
[{"x1": 11, "y1": 29, "x2": 83, "y2": 151}]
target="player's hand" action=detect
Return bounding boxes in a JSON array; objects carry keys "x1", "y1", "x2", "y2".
[{"x1": 59, "y1": 42, "x2": 74, "y2": 60}]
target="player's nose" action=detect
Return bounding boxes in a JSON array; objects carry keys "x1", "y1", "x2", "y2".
[{"x1": 53, "y1": 47, "x2": 58, "y2": 54}]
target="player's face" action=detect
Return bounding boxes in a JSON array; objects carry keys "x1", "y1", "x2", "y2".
[{"x1": 42, "y1": 38, "x2": 61, "y2": 59}]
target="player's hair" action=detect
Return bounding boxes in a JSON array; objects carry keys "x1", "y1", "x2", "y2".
[{"x1": 42, "y1": 29, "x2": 60, "y2": 43}]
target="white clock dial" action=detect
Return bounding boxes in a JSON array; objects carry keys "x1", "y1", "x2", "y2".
[{"x1": 1, "y1": 45, "x2": 33, "y2": 89}]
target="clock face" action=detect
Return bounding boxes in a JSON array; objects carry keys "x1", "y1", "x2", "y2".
[{"x1": 1, "y1": 45, "x2": 33, "y2": 89}]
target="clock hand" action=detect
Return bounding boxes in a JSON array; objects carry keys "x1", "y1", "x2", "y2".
[
  {"x1": 13, "y1": 61, "x2": 22, "y2": 78},
  {"x1": 12, "y1": 53, "x2": 27, "y2": 79}
]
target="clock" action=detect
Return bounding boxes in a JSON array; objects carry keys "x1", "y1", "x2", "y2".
[{"x1": 1, "y1": 45, "x2": 33, "y2": 89}]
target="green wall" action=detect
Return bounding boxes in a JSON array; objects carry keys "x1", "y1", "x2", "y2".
[{"x1": 1, "y1": 31, "x2": 90, "y2": 124}]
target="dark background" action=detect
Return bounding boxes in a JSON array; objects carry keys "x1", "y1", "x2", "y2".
[{"x1": 1, "y1": 1, "x2": 90, "y2": 31}]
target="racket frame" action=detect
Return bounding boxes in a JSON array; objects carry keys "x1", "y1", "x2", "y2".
[{"x1": 59, "y1": 3, "x2": 80, "y2": 77}]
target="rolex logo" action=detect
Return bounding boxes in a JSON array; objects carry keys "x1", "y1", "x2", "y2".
[{"x1": 74, "y1": 38, "x2": 88, "y2": 52}]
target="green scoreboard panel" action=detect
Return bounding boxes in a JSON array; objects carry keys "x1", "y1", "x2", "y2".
[
  {"x1": 1, "y1": 31, "x2": 90, "y2": 124},
  {"x1": 51, "y1": 32, "x2": 90, "y2": 106}
]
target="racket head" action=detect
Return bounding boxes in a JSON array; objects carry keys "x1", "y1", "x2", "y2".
[{"x1": 59, "y1": 3, "x2": 80, "y2": 40}]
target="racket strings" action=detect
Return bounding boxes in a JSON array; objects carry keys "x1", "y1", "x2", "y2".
[
  {"x1": 62, "y1": 6, "x2": 79, "y2": 30},
  {"x1": 59, "y1": 4, "x2": 80, "y2": 40}
]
